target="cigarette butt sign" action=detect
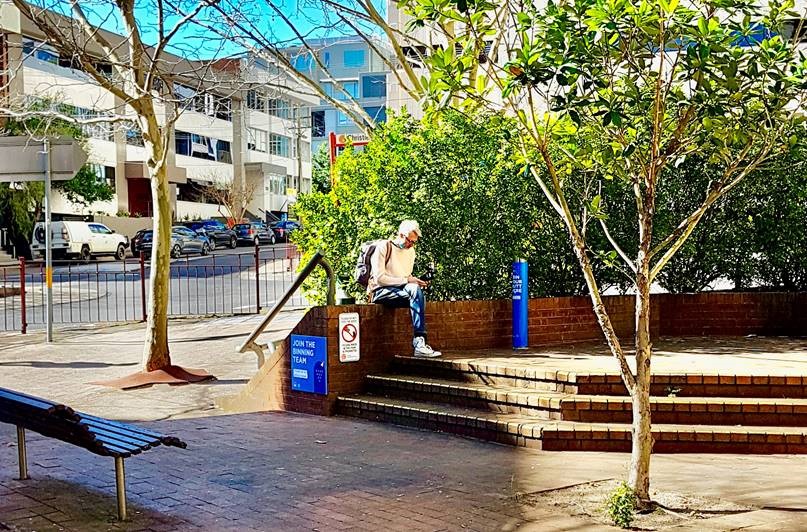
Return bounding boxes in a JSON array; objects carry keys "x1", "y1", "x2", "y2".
[{"x1": 339, "y1": 312, "x2": 360, "y2": 362}]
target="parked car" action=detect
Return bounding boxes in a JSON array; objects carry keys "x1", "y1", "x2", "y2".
[
  {"x1": 139, "y1": 227, "x2": 211, "y2": 258},
  {"x1": 270, "y1": 220, "x2": 301, "y2": 243},
  {"x1": 31, "y1": 221, "x2": 129, "y2": 262},
  {"x1": 131, "y1": 229, "x2": 149, "y2": 256},
  {"x1": 183, "y1": 220, "x2": 237, "y2": 250},
  {"x1": 233, "y1": 222, "x2": 276, "y2": 246}
]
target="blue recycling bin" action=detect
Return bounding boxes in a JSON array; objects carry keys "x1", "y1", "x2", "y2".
[{"x1": 512, "y1": 260, "x2": 528, "y2": 349}]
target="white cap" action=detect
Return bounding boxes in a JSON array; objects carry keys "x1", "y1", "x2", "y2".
[{"x1": 398, "y1": 220, "x2": 422, "y2": 237}]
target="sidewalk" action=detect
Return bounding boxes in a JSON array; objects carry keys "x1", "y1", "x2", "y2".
[{"x1": 0, "y1": 311, "x2": 305, "y2": 421}]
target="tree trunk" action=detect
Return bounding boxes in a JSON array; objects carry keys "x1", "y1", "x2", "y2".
[
  {"x1": 630, "y1": 207, "x2": 654, "y2": 506},
  {"x1": 141, "y1": 142, "x2": 172, "y2": 371}
]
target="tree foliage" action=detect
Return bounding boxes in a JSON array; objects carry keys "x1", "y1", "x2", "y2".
[
  {"x1": 403, "y1": 0, "x2": 807, "y2": 504},
  {"x1": 294, "y1": 111, "x2": 590, "y2": 303}
]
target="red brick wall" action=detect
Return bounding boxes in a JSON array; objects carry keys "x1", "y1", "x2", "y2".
[
  {"x1": 269, "y1": 292, "x2": 806, "y2": 415},
  {"x1": 656, "y1": 292, "x2": 807, "y2": 336}
]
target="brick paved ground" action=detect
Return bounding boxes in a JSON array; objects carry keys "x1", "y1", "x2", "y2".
[
  {"x1": 3, "y1": 320, "x2": 807, "y2": 530},
  {"x1": 3, "y1": 412, "x2": 807, "y2": 531}
]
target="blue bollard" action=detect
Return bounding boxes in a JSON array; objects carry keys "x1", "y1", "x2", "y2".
[{"x1": 513, "y1": 260, "x2": 528, "y2": 349}]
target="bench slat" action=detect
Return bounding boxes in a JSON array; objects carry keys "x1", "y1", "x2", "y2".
[
  {"x1": 86, "y1": 424, "x2": 157, "y2": 449},
  {"x1": 82, "y1": 419, "x2": 159, "y2": 444},
  {"x1": 79, "y1": 414, "x2": 186, "y2": 449}
]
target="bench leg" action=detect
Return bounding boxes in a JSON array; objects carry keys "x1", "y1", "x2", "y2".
[
  {"x1": 17, "y1": 426, "x2": 28, "y2": 480},
  {"x1": 114, "y1": 457, "x2": 127, "y2": 521}
]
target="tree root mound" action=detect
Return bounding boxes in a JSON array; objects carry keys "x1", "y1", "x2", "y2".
[{"x1": 91, "y1": 365, "x2": 215, "y2": 389}]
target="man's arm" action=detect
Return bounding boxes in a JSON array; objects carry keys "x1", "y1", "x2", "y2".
[{"x1": 371, "y1": 242, "x2": 408, "y2": 287}]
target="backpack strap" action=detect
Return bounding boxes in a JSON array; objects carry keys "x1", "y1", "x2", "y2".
[{"x1": 385, "y1": 240, "x2": 392, "y2": 268}]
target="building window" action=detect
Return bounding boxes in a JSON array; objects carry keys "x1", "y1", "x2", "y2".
[
  {"x1": 247, "y1": 127, "x2": 267, "y2": 153},
  {"x1": 783, "y1": 19, "x2": 807, "y2": 42},
  {"x1": 267, "y1": 98, "x2": 292, "y2": 119},
  {"x1": 311, "y1": 110, "x2": 326, "y2": 137},
  {"x1": 336, "y1": 80, "x2": 359, "y2": 100},
  {"x1": 104, "y1": 165, "x2": 116, "y2": 192},
  {"x1": 22, "y1": 38, "x2": 59, "y2": 64},
  {"x1": 343, "y1": 49, "x2": 365, "y2": 68},
  {"x1": 362, "y1": 74, "x2": 386, "y2": 98},
  {"x1": 126, "y1": 125, "x2": 144, "y2": 146},
  {"x1": 216, "y1": 140, "x2": 232, "y2": 163},
  {"x1": 174, "y1": 83, "x2": 231, "y2": 121},
  {"x1": 364, "y1": 106, "x2": 387, "y2": 124},
  {"x1": 268, "y1": 174, "x2": 285, "y2": 195},
  {"x1": 322, "y1": 51, "x2": 331, "y2": 68},
  {"x1": 269, "y1": 133, "x2": 291, "y2": 157},
  {"x1": 69, "y1": 105, "x2": 114, "y2": 141},
  {"x1": 247, "y1": 90, "x2": 265, "y2": 112},
  {"x1": 322, "y1": 82, "x2": 335, "y2": 101},
  {"x1": 89, "y1": 164, "x2": 116, "y2": 193},
  {"x1": 175, "y1": 130, "x2": 231, "y2": 163},
  {"x1": 293, "y1": 53, "x2": 312, "y2": 72},
  {"x1": 337, "y1": 111, "x2": 351, "y2": 126}
]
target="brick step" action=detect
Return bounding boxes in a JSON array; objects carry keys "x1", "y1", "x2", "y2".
[
  {"x1": 393, "y1": 356, "x2": 807, "y2": 398},
  {"x1": 336, "y1": 395, "x2": 807, "y2": 453},
  {"x1": 367, "y1": 374, "x2": 807, "y2": 426},
  {"x1": 366, "y1": 374, "x2": 566, "y2": 418}
]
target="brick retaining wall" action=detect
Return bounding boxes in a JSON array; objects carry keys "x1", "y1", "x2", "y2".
[{"x1": 268, "y1": 292, "x2": 807, "y2": 415}]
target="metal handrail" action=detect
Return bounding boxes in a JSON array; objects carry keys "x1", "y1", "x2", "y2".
[{"x1": 238, "y1": 250, "x2": 335, "y2": 367}]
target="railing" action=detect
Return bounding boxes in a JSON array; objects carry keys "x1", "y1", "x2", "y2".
[
  {"x1": 0, "y1": 244, "x2": 304, "y2": 332},
  {"x1": 238, "y1": 250, "x2": 335, "y2": 368}
]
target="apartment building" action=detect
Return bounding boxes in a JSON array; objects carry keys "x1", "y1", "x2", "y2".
[
  {"x1": 283, "y1": 36, "x2": 391, "y2": 151},
  {"x1": 0, "y1": 5, "x2": 314, "y2": 224}
]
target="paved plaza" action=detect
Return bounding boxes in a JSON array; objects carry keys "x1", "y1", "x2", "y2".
[{"x1": 1, "y1": 318, "x2": 807, "y2": 530}]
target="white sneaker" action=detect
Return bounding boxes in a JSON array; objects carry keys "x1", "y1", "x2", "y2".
[{"x1": 413, "y1": 336, "x2": 442, "y2": 358}]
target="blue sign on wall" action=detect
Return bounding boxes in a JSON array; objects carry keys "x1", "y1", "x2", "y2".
[
  {"x1": 290, "y1": 335, "x2": 328, "y2": 394},
  {"x1": 513, "y1": 260, "x2": 529, "y2": 349}
]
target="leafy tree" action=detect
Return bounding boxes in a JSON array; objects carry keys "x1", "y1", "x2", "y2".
[
  {"x1": 404, "y1": 0, "x2": 807, "y2": 505},
  {"x1": 311, "y1": 144, "x2": 332, "y2": 194},
  {"x1": 294, "y1": 111, "x2": 591, "y2": 304}
]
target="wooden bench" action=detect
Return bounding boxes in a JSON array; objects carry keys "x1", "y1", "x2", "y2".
[{"x1": 0, "y1": 387, "x2": 186, "y2": 520}]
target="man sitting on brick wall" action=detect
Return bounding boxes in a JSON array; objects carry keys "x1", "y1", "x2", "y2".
[{"x1": 368, "y1": 220, "x2": 442, "y2": 358}]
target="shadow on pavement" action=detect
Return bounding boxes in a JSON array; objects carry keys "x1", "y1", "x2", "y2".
[{"x1": 0, "y1": 361, "x2": 138, "y2": 369}]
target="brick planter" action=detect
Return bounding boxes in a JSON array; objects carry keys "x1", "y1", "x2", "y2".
[{"x1": 258, "y1": 291, "x2": 807, "y2": 417}]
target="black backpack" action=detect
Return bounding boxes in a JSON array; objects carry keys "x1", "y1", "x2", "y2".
[{"x1": 355, "y1": 240, "x2": 391, "y2": 288}]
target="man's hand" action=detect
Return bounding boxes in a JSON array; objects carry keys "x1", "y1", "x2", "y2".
[{"x1": 408, "y1": 275, "x2": 428, "y2": 288}]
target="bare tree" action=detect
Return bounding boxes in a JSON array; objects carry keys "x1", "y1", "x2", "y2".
[
  {"x1": 201, "y1": 172, "x2": 259, "y2": 225},
  {"x1": 3, "y1": 0, "x2": 242, "y2": 376}
]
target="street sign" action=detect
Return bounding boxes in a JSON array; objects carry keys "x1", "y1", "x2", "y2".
[
  {"x1": 290, "y1": 335, "x2": 328, "y2": 394},
  {"x1": 0, "y1": 137, "x2": 88, "y2": 182},
  {"x1": 339, "y1": 312, "x2": 360, "y2": 362},
  {"x1": 0, "y1": 137, "x2": 88, "y2": 343}
]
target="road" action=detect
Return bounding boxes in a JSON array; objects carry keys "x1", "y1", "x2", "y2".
[{"x1": 0, "y1": 244, "x2": 307, "y2": 332}]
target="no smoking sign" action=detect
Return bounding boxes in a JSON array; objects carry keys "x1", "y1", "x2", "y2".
[{"x1": 338, "y1": 312, "x2": 360, "y2": 362}]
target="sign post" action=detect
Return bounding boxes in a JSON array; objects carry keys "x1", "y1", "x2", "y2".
[
  {"x1": 512, "y1": 259, "x2": 528, "y2": 349},
  {"x1": 43, "y1": 139, "x2": 53, "y2": 342},
  {"x1": 338, "y1": 312, "x2": 360, "y2": 362}
]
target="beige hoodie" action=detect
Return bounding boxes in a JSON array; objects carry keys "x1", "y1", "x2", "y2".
[{"x1": 367, "y1": 240, "x2": 416, "y2": 294}]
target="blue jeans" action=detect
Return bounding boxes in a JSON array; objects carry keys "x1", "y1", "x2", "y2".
[{"x1": 373, "y1": 283, "x2": 426, "y2": 338}]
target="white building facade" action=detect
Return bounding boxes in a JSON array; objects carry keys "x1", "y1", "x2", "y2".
[{"x1": 0, "y1": 5, "x2": 314, "y2": 224}]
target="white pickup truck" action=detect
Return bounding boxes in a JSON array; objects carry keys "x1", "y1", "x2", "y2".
[{"x1": 30, "y1": 221, "x2": 129, "y2": 261}]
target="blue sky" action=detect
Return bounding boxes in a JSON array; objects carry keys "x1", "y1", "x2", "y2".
[{"x1": 73, "y1": 0, "x2": 385, "y2": 60}]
